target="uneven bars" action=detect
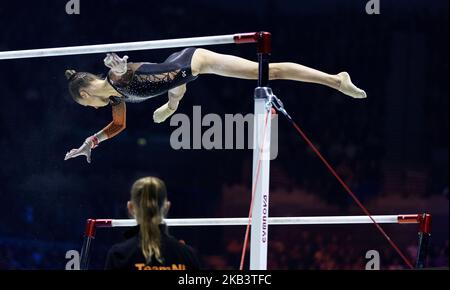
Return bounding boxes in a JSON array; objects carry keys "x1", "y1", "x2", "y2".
[
  {"x1": 88, "y1": 215, "x2": 424, "y2": 228},
  {"x1": 0, "y1": 32, "x2": 261, "y2": 60},
  {"x1": 80, "y1": 214, "x2": 430, "y2": 269}
]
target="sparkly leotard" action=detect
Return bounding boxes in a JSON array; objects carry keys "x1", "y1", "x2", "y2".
[{"x1": 107, "y1": 47, "x2": 198, "y2": 106}]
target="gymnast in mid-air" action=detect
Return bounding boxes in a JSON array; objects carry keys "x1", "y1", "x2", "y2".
[{"x1": 64, "y1": 47, "x2": 367, "y2": 163}]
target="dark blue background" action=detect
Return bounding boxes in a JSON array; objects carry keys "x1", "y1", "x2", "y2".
[{"x1": 0, "y1": 0, "x2": 448, "y2": 269}]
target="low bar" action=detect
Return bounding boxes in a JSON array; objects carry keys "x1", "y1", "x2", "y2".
[
  {"x1": 80, "y1": 214, "x2": 428, "y2": 270},
  {"x1": 92, "y1": 215, "x2": 420, "y2": 228}
]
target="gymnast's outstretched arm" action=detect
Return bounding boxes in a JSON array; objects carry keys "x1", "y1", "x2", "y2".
[
  {"x1": 98, "y1": 102, "x2": 127, "y2": 140},
  {"x1": 64, "y1": 102, "x2": 126, "y2": 163}
]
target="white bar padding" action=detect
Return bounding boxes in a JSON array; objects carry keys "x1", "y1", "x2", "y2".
[
  {"x1": 0, "y1": 34, "x2": 235, "y2": 60},
  {"x1": 250, "y1": 91, "x2": 273, "y2": 270},
  {"x1": 109, "y1": 215, "x2": 401, "y2": 227}
]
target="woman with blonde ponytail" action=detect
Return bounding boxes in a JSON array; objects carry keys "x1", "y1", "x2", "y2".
[{"x1": 105, "y1": 177, "x2": 200, "y2": 270}]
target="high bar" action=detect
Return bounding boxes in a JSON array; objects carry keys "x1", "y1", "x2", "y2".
[{"x1": 0, "y1": 32, "x2": 262, "y2": 60}]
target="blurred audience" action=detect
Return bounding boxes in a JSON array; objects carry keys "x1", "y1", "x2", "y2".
[{"x1": 1, "y1": 232, "x2": 447, "y2": 270}]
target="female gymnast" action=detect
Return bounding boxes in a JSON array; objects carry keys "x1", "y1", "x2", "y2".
[{"x1": 64, "y1": 47, "x2": 367, "y2": 163}]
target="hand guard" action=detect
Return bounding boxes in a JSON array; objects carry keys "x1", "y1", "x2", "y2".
[
  {"x1": 64, "y1": 136, "x2": 99, "y2": 163},
  {"x1": 104, "y1": 53, "x2": 129, "y2": 76}
]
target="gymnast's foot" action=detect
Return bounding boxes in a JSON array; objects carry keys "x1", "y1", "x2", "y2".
[
  {"x1": 337, "y1": 72, "x2": 367, "y2": 99},
  {"x1": 153, "y1": 102, "x2": 177, "y2": 123}
]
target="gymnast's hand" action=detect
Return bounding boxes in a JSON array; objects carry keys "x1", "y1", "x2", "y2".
[
  {"x1": 104, "y1": 53, "x2": 129, "y2": 76},
  {"x1": 64, "y1": 137, "x2": 97, "y2": 163},
  {"x1": 153, "y1": 103, "x2": 177, "y2": 123}
]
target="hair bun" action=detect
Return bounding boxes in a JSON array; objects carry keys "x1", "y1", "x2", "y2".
[{"x1": 65, "y1": 69, "x2": 77, "y2": 80}]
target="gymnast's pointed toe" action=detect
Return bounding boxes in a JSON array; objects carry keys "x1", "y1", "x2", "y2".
[{"x1": 338, "y1": 72, "x2": 367, "y2": 99}]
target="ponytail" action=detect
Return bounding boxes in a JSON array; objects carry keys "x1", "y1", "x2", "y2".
[
  {"x1": 138, "y1": 184, "x2": 162, "y2": 263},
  {"x1": 131, "y1": 177, "x2": 167, "y2": 264}
]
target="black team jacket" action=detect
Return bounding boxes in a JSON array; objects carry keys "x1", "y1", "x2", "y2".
[{"x1": 105, "y1": 225, "x2": 201, "y2": 270}]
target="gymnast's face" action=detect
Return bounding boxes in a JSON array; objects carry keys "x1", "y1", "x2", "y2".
[
  {"x1": 77, "y1": 89, "x2": 109, "y2": 109},
  {"x1": 67, "y1": 71, "x2": 114, "y2": 108},
  {"x1": 78, "y1": 84, "x2": 110, "y2": 108}
]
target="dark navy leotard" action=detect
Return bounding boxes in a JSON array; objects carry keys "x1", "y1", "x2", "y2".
[{"x1": 107, "y1": 47, "x2": 198, "y2": 105}]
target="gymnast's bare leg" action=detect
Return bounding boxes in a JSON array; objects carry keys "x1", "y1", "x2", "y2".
[{"x1": 153, "y1": 48, "x2": 366, "y2": 123}]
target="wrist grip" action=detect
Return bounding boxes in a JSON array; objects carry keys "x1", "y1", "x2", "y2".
[{"x1": 91, "y1": 136, "x2": 99, "y2": 148}]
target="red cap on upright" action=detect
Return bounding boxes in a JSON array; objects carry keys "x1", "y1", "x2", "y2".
[{"x1": 234, "y1": 32, "x2": 272, "y2": 54}]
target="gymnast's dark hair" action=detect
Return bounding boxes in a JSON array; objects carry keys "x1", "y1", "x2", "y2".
[{"x1": 65, "y1": 70, "x2": 102, "y2": 103}]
